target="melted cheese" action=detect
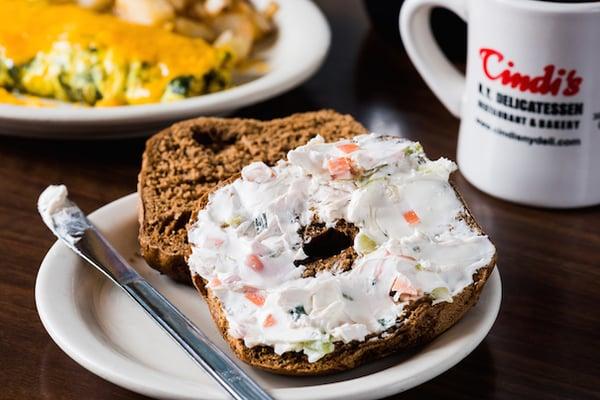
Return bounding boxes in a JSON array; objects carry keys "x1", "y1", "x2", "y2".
[
  {"x1": 0, "y1": 88, "x2": 23, "y2": 105},
  {"x1": 0, "y1": 87, "x2": 48, "y2": 106}
]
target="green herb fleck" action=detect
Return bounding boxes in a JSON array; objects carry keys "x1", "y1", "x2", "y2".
[
  {"x1": 404, "y1": 143, "x2": 423, "y2": 156},
  {"x1": 342, "y1": 293, "x2": 354, "y2": 301},
  {"x1": 254, "y1": 213, "x2": 268, "y2": 233},
  {"x1": 415, "y1": 263, "x2": 424, "y2": 271},
  {"x1": 167, "y1": 75, "x2": 193, "y2": 96},
  {"x1": 357, "y1": 164, "x2": 388, "y2": 186},
  {"x1": 300, "y1": 339, "x2": 335, "y2": 360},
  {"x1": 431, "y1": 287, "x2": 453, "y2": 303},
  {"x1": 289, "y1": 305, "x2": 307, "y2": 321},
  {"x1": 356, "y1": 232, "x2": 377, "y2": 254}
]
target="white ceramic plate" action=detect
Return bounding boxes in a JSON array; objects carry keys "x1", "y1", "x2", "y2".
[
  {"x1": 36, "y1": 193, "x2": 502, "y2": 400},
  {"x1": 0, "y1": 0, "x2": 330, "y2": 139}
]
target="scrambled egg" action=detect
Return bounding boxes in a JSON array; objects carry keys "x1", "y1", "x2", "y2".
[{"x1": 0, "y1": 0, "x2": 232, "y2": 106}]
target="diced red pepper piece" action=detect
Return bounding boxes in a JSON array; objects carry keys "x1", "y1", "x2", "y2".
[
  {"x1": 245, "y1": 254, "x2": 264, "y2": 272},
  {"x1": 403, "y1": 210, "x2": 420, "y2": 225},
  {"x1": 244, "y1": 291, "x2": 265, "y2": 306},
  {"x1": 327, "y1": 157, "x2": 353, "y2": 179},
  {"x1": 337, "y1": 143, "x2": 359, "y2": 154},
  {"x1": 263, "y1": 314, "x2": 276, "y2": 327}
]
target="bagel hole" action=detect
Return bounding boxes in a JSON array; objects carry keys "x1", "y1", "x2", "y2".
[
  {"x1": 302, "y1": 228, "x2": 353, "y2": 259},
  {"x1": 296, "y1": 220, "x2": 359, "y2": 277}
]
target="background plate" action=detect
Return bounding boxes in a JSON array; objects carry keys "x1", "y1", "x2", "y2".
[
  {"x1": 36, "y1": 193, "x2": 502, "y2": 400},
  {"x1": 0, "y1": 0, "x2": 330, "y2": 139}
]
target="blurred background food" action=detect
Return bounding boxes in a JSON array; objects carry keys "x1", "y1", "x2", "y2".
[
  {"x1": 53, "y1": 0, "x2": 278, "y2": 62},
  {"x1": 0, "y1": 0, "x2": 279, "y2": 106},
  {"x1": 0, "y1": 0, "x2": 235, "y2": 106}
]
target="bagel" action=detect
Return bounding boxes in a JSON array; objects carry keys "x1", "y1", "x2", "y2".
[
  {"x1": 187, "y1": 133, "x2": 497, "y2": 375},
  {"x1": 138, "y1": 110, "x2": 367, "y2": 283}
]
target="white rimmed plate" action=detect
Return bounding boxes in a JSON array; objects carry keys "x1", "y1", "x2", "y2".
[
  {"x1": 35, "y1": 193, "x2": 502, "y2": 400},
  {"x1": 0, "y1": 0, "x2": 330, "y2": 139}
]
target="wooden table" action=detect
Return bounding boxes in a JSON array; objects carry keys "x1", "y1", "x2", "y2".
[{"x1": 1, "y1": 1, "x2": 598, "y2": 399}]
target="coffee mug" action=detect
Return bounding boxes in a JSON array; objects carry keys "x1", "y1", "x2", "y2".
[{"x1": 400, "y1": 0, "x2": 600, "y2": 208}]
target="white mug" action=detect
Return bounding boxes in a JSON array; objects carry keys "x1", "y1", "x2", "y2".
[{"x1": 400, "y1": 0, "x2": 600, "y2": 208}]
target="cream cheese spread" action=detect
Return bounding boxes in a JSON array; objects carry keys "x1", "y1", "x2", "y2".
[
  {"x1": 187, "y1": 134, "x2": 496, "y2": 362},
  {"x1": 38, "y1": 184, "x2": 90, "y2": 244},
  {"x1": 38, "y1": 184, "x2": 70, "y2": 226}
]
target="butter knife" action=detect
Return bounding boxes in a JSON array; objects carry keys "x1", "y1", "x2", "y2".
[{"x1": 38, "y1": 185, "x2": 274, "y2": 400}]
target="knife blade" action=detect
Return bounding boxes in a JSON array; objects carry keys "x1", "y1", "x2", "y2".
[{"x1": 38, "y1": 185, "x2": 274, "y2": 400}]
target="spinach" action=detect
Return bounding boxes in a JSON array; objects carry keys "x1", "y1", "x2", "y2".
[
  {"x1": 167, "y1": 75, "x2": 193, "y2": 96},
  {"x1": 403, "y1": 143, "x2": 423, "y2": 156},
  {"x1": 289, "y1": 305, "x2": 307, "y2": 321},
  {"x1": 254, "y1": 213, "x2": 268, "y2": 233}
]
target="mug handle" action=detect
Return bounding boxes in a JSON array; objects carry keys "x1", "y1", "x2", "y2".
[{"x1": 399, "y1": 0, "x2": 469, "y2": 118}]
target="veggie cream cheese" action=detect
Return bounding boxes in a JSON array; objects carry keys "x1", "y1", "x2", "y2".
[
  {"x1": 187, "y1": 134, "x2": 496, "y2": 362},
  {"x1": 38, "y1": 184, "x2": 91, "y2": 245}
]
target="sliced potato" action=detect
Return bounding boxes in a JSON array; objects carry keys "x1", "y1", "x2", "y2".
[
  {"x1": 166, "y1": 0, "x2": 187, "y2": 12},
  {"x1": 174, "y1": 17, "x2": 216, "y2": 41},
  {"x1": 204, "y1": 0, "x2": 230, "y2": 17},
  {"x1": 114, "y1": 0, "x2": 175, "y2": 26},
  {"x1": 76, "y1": 0, "x2": 113, "y2": 11},
  {"x1": 214, "y1": 30, "x2": 251, "y2": 61}
]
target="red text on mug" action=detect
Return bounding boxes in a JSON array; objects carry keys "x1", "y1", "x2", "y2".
[{"x1": 479, "y1": 48, "x2": 582, "y2": 97}]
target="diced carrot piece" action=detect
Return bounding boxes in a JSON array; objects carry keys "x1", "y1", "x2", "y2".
[
  {"x1": 245, "y1": 254, "x2": 264, "y2": 272},
  {"x1": 337, "y1": 143, "x2": 359, "y2": 154},
  {"x1": 263, "y1": 314, "x2": 276, "y2": 327},
  {"x1": 327, "y1": 157, "x2": 353, "y2": 179},
  {"x1": 244, "y1": 291, "x2": 265, "y2": 306},
  {"x1": 403, "y1": 210, "x2": 420, "y2": 225}
]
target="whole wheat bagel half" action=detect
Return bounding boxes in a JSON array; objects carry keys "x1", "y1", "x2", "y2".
[{"x1": 185, "y1": 132, "x2": 497, "y2": 375}]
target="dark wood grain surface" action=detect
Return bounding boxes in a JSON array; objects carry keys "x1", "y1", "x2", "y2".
[{"x1": 1, "y1": 1, "x2": 599, "y2": 399}]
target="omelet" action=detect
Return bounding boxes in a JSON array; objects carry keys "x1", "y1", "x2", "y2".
[{"x1": 0, "y1": 0, "x2": 232, "y2": 106}]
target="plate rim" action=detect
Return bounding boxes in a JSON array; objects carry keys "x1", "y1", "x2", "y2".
[
  {"x1": 35, "y1": 193, "x2": 502, "y2": 400},
  {"x1": 0, "y1": 0, "x2": 330, "y2": 133}
]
